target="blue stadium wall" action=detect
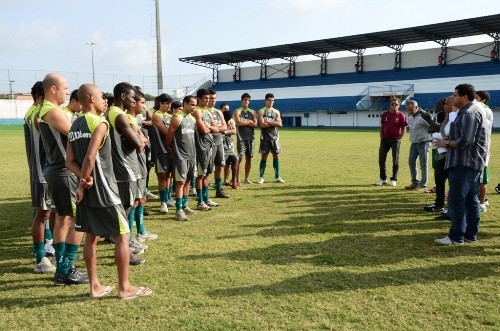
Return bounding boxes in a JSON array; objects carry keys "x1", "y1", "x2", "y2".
[{"x1": 212, "y1": 42, "x2": 500, "y2": 127}]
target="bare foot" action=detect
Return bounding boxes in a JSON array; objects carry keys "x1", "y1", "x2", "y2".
[
  {"x1": 89, "y1": 284, "x2": 115, "y2": 298},
  {"x1": 118, "y1": 286, "x2": 152, "y2": 300}
]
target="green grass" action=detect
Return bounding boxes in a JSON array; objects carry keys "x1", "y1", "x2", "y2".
[{"x1": 0, "y1": 128, "x2": 499, "y2": 330}]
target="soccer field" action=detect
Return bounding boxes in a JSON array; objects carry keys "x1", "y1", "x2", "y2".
[{"x1": 0, "y1": 128, "x2": 499, "y2": 330}]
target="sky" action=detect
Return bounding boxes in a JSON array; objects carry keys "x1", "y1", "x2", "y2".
[{"x1": 0, "y1": 0, "x2": 499, "y2": 95}]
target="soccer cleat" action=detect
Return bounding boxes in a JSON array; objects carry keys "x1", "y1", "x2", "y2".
[
  {"x1": 166, "y1": 198, "x2": 176, "y2": 207},
  {"x1": 143, "y1": 207, "x2": 150, "y2": 216},
  {"x1": 375, "y1": 179, "x2": 387, "y2": 186},
  {"x1": 136, "y1": 231, "x2": 158, "y2": 241},
  {"x1": 160, "y1": 202, "x2": 168, "y2": 213},
  {"x1": 129, "y1": 254, "x2": 145, "y2": 266},
  {"x1": 145, "y1": 191, "x2": 158, "y2": 199},
  {"x1": 424, "y1": 204, "x2": 444, "y2": 212},
  {"x1": 190, "y1": 188, "x2": 197, "y2": 197},
  {"x1": 435, "y1": 236, "x2": 464, "y2": 246},
  {"x1": 480, "y1": 204, "x2": 487, "y2": 212},
  {"x1": 183, "y1": 206, "x2": 197, "y2": 215},
  {"x1": 34, "y1": 257, "x2": 56, "y2": 274},
  {"x1": 257, "y1": 177, "x2": 265, "y2": 184},
  {"x1": 44, "y1": 239, "x2": 55, "y2": 257},
  {"x1": 389, "y1": 180, "x2": 397, "y2": 187},
  {"x1": 215, "y1": 191, "x2": 229, "y2": 198},
  {"x1": 175, "y1": 210, "x2": 188, "y2": 221},
  {"x1": 54, "y1": 267, "x2": 89, "y2": 286},
  {"x1": 197, "y1": 202, "x2": 211, "y2": 211},
  {"x1": 274, "y1": 177, "x2": 285, "y2": 183},
  {"x1": 405, "y1": 183, "x2": 419, "y2": 190},
  {"x1": 205, "y1": 199, "x2": 219, "y2": 207}
]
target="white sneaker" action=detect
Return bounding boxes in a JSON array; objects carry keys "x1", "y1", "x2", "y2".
[
  {"x1": 34, "y1": 257, "x2": 56, "y2": 274},
  {"x1": 136, "y1": 231, "x2": 158, "y2": 241},
  {"x1": 131, "y1": 238, "x2": 148, "y2": 250},
  {"x1": 480, "y1": 204, "x2": 487, "y2": 212},
  {"x1": 175, "y1": 210, "x2": 188, "y2": 221},
  {"x1": 145, "y1": 191, "x2": 158, "y2": 199},
  {"x1": 435, "y1": 236, "x2": 464, "y2": 246},
  {"x1": 166, "y1": 198, "x2": 176, "y2": 207},
  {"x1": 160, "y1": 202, "x2": 168, "y2": 213},
  {"x1": 275, "y1": 177, "x2": 285, "y2": 183},
  {"x1": 257, "y1": 177, "x2": 265, "y2": 184},
  {"x1": 44, "y1": 239, "x2": 55, "y2": 257},
  {"x1": 205, "y1": 199, "x2": 219, "y2": 207},
  {"x1": 375, "y1": 179, "x2": 387, "y2": 186},
  {"x1": 389, "y1": 180, "x2": 397, "y2": 187},
  {"x1": 197, "y1": 202, "x2": 211, "y2": 211},
  {"x1": 183, "y1": 206, "x2": 197, "y2": 215}
]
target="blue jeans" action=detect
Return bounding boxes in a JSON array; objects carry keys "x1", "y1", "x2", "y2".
[
  {"x1": 447, "y1": 166, "x2": 481, "y2": 243},
  {"x1": 408, "y1": 141, "x2": 430, "y2": 187}
]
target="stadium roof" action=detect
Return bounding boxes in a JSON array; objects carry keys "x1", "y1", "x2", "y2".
[{"x1": 179, "y1": 13, "x2": 500, "y2": 68}]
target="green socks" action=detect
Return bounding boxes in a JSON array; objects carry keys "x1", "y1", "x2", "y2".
[
  {"x1": 57, "y1": 243, "x2": 79, "y2": 275},
  {"x1": 202, "y1": 186, "x2": 209, "y2": 202},
  {"x1": 135, "y1": 205, "x2": 145, "y2": 235},
  {"x1": 53, "y1": 242, "x2": 66, "y2": 267},
  {"x1": 34, "y1": 242, "x2": 45, "y2": 264},
  {"x1": 215, "y1": 178, "x2": 223, "y2": 193},
  {"x1": 176, "y1": 198, "x2": 183, "y2": 211},
  {"x1": 260, "y1": 160, "x2": 267, "y2": 177},
  {"x1": 273, "y1": 159, "x2": 280, "y2": 178},
  {"x1": 182, "y1": 196, "x2": 188, "y2": 209},
  {"x1": 196, "y1": 188, "x2": 203, "y2": 204},
  {"x1": 44, "y1": 220, "x2": 53, "y2": 240},
  {"x1": 159, "y1": 189, "x2": 167, "y2": 203},
  {"x1": 128, "y1": 207, "x2": 136, "y2": 238}
]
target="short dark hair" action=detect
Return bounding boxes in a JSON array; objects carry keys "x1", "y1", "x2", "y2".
[
  {"x1": 265, "y1": 93, "x2": 274, "y2": 100},
  {"x1": 454, "y1": 83, "x2": 476, "y2": 102},
  {"x1": 113, "y1": 82, "x2": 135, "y2": 98},
  {"x1": 70, "y1": 89, "x2": 79, "y2": 102},
  {"x1": 31, "y1": 81, "x2": 44, "y2": 100},
  {"x1": 219, "y1": 102, "x2": 228, "y2": 110},
  {"x1": 171, "y1": 101, "x2": 182, "y2": 110},
  {"x1": 476, "y1": 90, "x2": 490, "y2": 104},
  {"x1": 134, "y1": 90, "x2": 145, "y2": 101},
  {"x1": 196, "y1": 88, "x2": 210, "y2": 99},
  {"x1": 241, "y1": 93, "x2": 251, "y2": 100},
  {"x1": 107, "y1": 95, "x2": 114, "y2": 106},
  {"x1": 183, "y1": 95, "x2": 196, "y2": 104},
  {"x1": 208, "y1": 89, "x2": 216, "y2": 95},
  {"x1": 157, "y1": 93, "x2": 173, "y2": 103}
]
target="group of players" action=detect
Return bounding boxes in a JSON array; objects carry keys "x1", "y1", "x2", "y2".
[{"x1": 24, "y1": 73, "x2": 284, "y2": 299}]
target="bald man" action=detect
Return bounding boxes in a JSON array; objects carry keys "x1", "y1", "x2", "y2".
[
  {"x1": 66, "y1": 84, "x2": 151, "y2": 299},
  {"x1": 37, "y1": 73, "x2": 88, "y2": 285}
]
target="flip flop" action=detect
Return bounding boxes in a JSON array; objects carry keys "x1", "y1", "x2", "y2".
[
  {"x1": 120, "y1": 287, "x2": 153, "y2": 300},
  {"x1": 90, "y1": 285, "x2": 115, "y2": 298}
]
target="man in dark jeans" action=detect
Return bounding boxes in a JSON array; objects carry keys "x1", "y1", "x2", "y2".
[
  {"x1": 375, "y1": 97, "x2": 408, "y2": 187},
  {"x1": 434, "y1": 84, "x2": 487, "y2": 245}
]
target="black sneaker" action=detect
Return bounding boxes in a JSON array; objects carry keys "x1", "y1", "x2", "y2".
[
  {"x1": 143, "y1": 207, "x2": 150, "y2": 216},
  {"x1": 130, "y1": 254, "x2": 145, "y2": 266},
  {"x1": 54, "y1": 267, "x2": 89, "y2": 286},
  {"x1": 424, "y1": 205, "x2": 444, "y2": 212},
  {"x1": 215, "y1": 191, "x2": 229, "y2": 198},
  {"x1": 104, "y1": 235, "x2": 116, "y2": 244}
]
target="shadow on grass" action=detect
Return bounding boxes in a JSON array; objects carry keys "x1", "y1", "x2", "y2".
[{"x1": 208, "y1": 262, "x2": 498, "y2": 297}]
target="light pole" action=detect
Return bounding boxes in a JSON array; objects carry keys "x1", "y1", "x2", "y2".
[
  {"x1": 86, "y1": 42, "x2": 96, "y2": 84},
  {"x1": 9, "y1": 80, "x2": 14, "y2": 99}
]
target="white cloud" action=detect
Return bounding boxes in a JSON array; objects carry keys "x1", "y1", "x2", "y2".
[{"x1": 0, "y1": 19, "x2": 68, "y2": 51}]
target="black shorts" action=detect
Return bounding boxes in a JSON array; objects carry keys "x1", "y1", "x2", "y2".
[
  {"x1": 259, "y1": 139, "x2": 281, "y2": 155},
  {"x1": 117, "y1": 181, "x2": 137, "y2": 207},
  {"x1": 30, "y1": 181, "x2": 51, "y2": 210},
  {"x1": 225, "y1": 154, "x2": 238, "y2": 166},
  {"x1": 45, "y1": 174, "x2": 77, "y2": 217},
  {"x1": 237, "y1": 139, "x2": 254, "y2": 158},
  {"x1": 75, "y1": 204, "x2": 128, "y2": 236},
  {"x1": 212, "y1": 144, "x2": 225, "y2": 167}
]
